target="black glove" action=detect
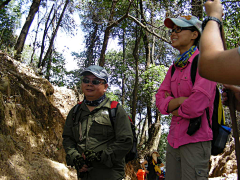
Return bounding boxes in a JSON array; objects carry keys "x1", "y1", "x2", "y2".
[
  {"x1": 73, "y1": 155, "x2": 85, "y2": 171},
  {"x1": 84, "y1": 150, "x2": 102, "y2": 167}
]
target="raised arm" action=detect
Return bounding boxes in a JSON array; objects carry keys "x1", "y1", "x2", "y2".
[{"x1": 199, "y1": 0, "x2": 240, "y2": 85}]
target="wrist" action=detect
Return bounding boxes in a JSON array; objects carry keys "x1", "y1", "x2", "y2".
[
  {"x1": 202, "y1": 16, "x2": 222, "y2": 31},
  {"x1": 208, "y1": 12, "x2": 222, "y2": 21}
]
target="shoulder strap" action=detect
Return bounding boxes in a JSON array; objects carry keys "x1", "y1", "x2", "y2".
[
  {"x1": 190, "y1": 54, "x2": 213, "y2": 128},
  {"x1": 109, "y1": 101, "x2": 119, "y2": 128},
  {"x1": 72, "y1": 102, "x2": 82, "y2": 125},
  {"x1": 171, "y1": 54, "x2": 199, "y2": 83},
  {"x1": 190, "y1": 54, "x2": 199, "y2": 85},
  {"x1": 111, "y1": 101, "x2": 119, "y2": 109},
  {"x1": 171, "y1": 65, "x2": 175, "y2": 77}
]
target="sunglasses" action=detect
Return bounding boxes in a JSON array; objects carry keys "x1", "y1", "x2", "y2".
[
  {"x1": 168, "y1": 27, "x2": 195, "y2": 36},
  {"x1": 82, "y1": 78, "x2": 106, "y2": 85}
]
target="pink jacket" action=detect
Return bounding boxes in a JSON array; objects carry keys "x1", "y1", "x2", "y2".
[{"x1": 155, "y1": 50, "x2": 216, "y2": 148}]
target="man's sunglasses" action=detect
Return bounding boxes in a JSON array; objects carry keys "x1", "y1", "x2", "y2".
[
  {"x1": 168, "y1": 27, "x2": 195, "y2": 36},
  {"x1": 82, "y1": 78, "x2": 106, "y2": 85}
]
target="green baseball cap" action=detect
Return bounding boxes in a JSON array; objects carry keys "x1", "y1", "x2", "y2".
[
  {"x1": 164, "y1": 15, "x2": 202, "y2": 34},
  {"x1": 80, "y1": 65, "x2": 108, "y2": 83}
]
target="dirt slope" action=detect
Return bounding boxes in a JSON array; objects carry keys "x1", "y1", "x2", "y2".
[{"x1": 0, "y1": 51, "x2": 78, "y2": 180}]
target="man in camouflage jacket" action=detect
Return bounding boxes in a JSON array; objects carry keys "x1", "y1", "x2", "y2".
[{"x1": 62, "y1": 65, "x2": 133, "y2": 180}]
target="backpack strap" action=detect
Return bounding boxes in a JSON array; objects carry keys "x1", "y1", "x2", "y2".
[
  {"x1": 109, "y1": 101, "x2": 119, "y2": 128},
  {"x1": 72, "y1": 102, "x2": 82, "y2": 125},
  {"x1": 111, "y1": 101, "x2": 119, "y2": 109},
  {"x1": 171, "y1": 65, "x2": 175, "y2": 77},
  {"x1": 189, "y1": 55, "x2": 214, "y2": 129},
  {"x1": 206, "y1": 85, "x2": 224, "y2": 127},
  {"x1": 190, "y1": 54, "x2": 199, "y2": 85}
]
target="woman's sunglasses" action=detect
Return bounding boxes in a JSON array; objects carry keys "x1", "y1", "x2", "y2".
[
  {"x1": 168, "y1": 27, "x2": 195, "y2": 36},
  {"x1": 82, "y1": 78, "x2": 106, "y2": 85}
]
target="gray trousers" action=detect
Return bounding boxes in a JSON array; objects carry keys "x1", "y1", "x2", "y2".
[{"x1": 165, "y1": 141, "x2": 211, "y2": 180}]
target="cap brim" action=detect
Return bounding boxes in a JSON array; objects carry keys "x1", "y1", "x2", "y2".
[
  {"x1": 164, "y1": 18, "x2": 175, "y2": 29},
  {"x1": 164, "y1": 18, "x2": 193, "y2": 29}
]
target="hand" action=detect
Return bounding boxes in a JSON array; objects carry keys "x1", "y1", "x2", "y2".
[
  {"x1": 73, "y1": 155, "x2": 86, "y2": 171},
  {"x1": 172, "y1": 109, "x2": 179, "y2": 116},
  {"x1": 178, "y1": 97, "x2": 188, "y2": 105},
  {"x1": 79, "y1": 164, "x2": 88, "y2": 172},
  {"x1": 204, "y1": 0, "x2": 223, "y2": 20},
  {"x1": 84, "y1": 149, "x2": 102, "y2": 167},
  {"x1": 165, "y1": 91, "x2": 170, "y2": 98},
  {"x1": 222, "y1": 84, "x2": 240, "y2": 111}
]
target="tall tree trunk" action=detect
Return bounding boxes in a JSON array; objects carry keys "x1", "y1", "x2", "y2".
[
  {"x1": 38, "y1": 4, "x2": 55, "y2": 68},
  {"x1": 150, "y1": 116, "x2": 162, "y2": 151},
  {"x1": 121, "y1": 26, "x2": 126, "y2": 106},
  {"x1": 140, "y1": 0, "x2": 152, "y2": 134},
  {"x1": 138, "y1": 117, "x2": 148, "y2": 147},
  {"x1": 151, "y1": 35, "x2": 155, "y2": 65},
  {"x1": 131, "y1": 27, "x2": 141, "y2": 124},
  {"x1": 85, "y1": 23, "x2": 99, "y2": 67},
  {"x1": 41, "y1": 0, "x2": 69, "y2": 68},
  {"x1": 99, "y1": 1, "x2": 132, "y2": 66},
  {"x1": 150, "y1": 2, "x2": 155, "y2": 66},
  {"x1": 0, "y1": 0, "x2": 12, "y2": 10},
  {"x1": 99, "y1": 0, "x2": 118, "y2": 67},
  {"x1": 14, "y1": 0, "x2": 41, "y2": 60},
  {"x1": 45, "y1": 48, "x2": 53, "y2": 80},
  {"x1": 30, "y1": 11, "x2": 41, "y2": 64},
  {"x1": 143, "y1": 32, "x2": 153, "y2": 134},
  {"x1": 131, "y1": 0, "x2": 141, "y2": 124},
  {"x1": 144, "y1": 114, "x2": 162, "y2": 155}
]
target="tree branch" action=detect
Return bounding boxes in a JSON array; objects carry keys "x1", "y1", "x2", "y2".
[
  {"x1": 128, "y1": 14, "x2": 170, "y2": 43},
  {"x1": 99, "y1": 1, "x2": 133, "y2": 66}
]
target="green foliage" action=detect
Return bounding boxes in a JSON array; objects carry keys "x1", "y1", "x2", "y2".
[
  {"x1": 106, "y1": 91, "x2": 119, "y2": 102},
  {"x1": 140, "y1": 65, "x2": 167, "y2": 101},
  {"x1": 222, "y1": 1, "x2": 240, "y2": 49},
  {"x1": 63, "y1": 51, "x2": 86, "y2": 88},
  {"x1": 158, "y1": 132, "x2": 167, "y2": 164},
  {"x1": 21, "y1": 45, "x2": 38, "y2": 64},
  {"x1": 0, "y1": 1, "x2": 21, "y2": 52},
  {"x1": 48, "y1": 51, "x2": 68, "y2": 87},
  {"x1": 158, "y1": 114, "x2": 172, "y2": 163}
]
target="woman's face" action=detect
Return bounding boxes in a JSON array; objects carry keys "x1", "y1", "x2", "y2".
[{"x1": 170, "y1": 25, "x2": 198, "y2": 54}]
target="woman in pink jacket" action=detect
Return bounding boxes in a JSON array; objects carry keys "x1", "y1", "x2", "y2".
[{"x1": 155, "y1": 16, "x2": 216, "y2": 180}]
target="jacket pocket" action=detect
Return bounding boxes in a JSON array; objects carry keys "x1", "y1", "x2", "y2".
[
  {"x1": 89, "y1": 115, "x2": 114, "y2": 140},
  {"x1": 94, "y1": 110, "x2": 112, "y2": 126},
  {"x1": 179, "y1": 75, "x2": 192, "y2": 96},
  {"x1": 170, "y1": 75, "x2": 177, "y2": 96}
]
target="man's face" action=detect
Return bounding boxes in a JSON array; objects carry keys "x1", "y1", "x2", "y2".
[{"x1": 81, "y1": 74, "x2": 108, "y2": 101}]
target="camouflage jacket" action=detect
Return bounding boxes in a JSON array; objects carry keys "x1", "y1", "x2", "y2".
[{"x1": 62, "y1": 97, "x2": 133, "y2": 180}]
